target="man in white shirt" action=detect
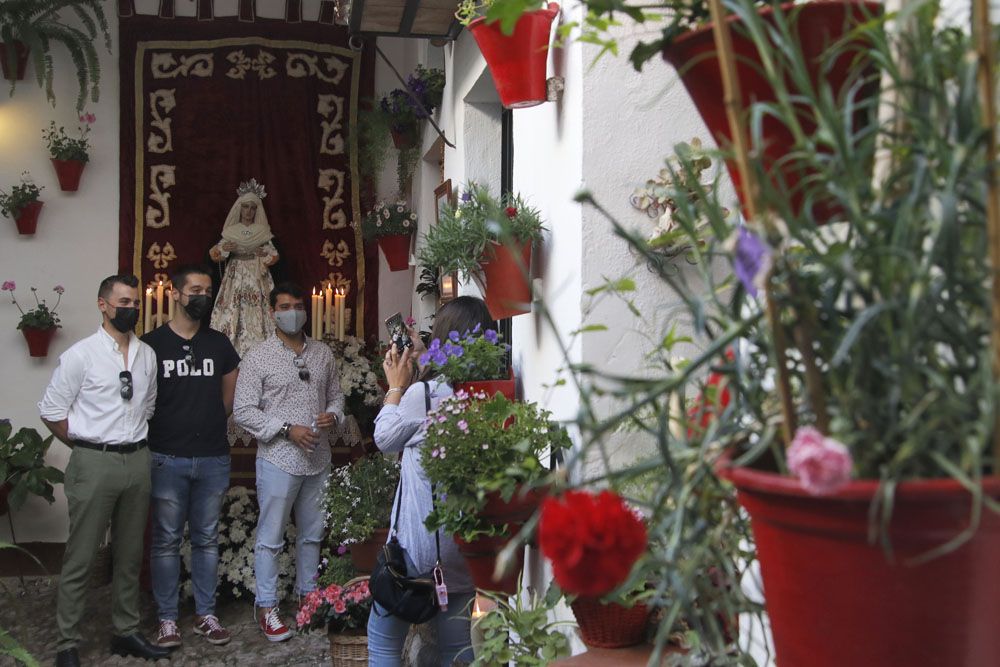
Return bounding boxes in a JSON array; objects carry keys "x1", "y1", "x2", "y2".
[{"x1": 38, "y1": 274, "x2": 170, "y2": 667}]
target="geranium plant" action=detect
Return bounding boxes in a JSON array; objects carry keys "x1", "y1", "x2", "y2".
[
  {"x1": 361, "y1": 200, "x2": 418, "y2": 239},
  {"x1": 0, "y1": 172, "x2": 42, "y2": 219},
  {"x1": 422, "y1": 392, "x2": 571, "y2": 541},
  {"x1": 42, "y1": 113, "x2": 94, "y2": 162},
  {"x1": 322, "y1": 454, "x2": 400, "y2": 547},
  {"x1": 3, "y1": 281, "x2": 63, "y2": 330},
  {"x1": 296, "y1": 577, "x2": 372, "y2": 634},
  {"x1": 418, "y1": 182, "x2": 545, "y2": 282},
  {"x1": 0, "y1": 419, "x2": 65, "y2": 511},
  {"x1": 418, "y1": 325, "x2": 508, "y2": 383}
]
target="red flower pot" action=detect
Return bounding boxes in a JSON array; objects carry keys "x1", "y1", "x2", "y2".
[
  {"x1": 13, "y1": 200, "x2": 43, "y2": 236},
  {"x1": 717, "y1": 460, "x2": 1000, "y2": 667},
  {"x1": 479, "y1": 486, "x2": 548, "y2": 525},
  {"x1": 391, "y1": 128, "x2": 417, "y2": 150},
  {"x1": 662, "y1": 1, "x2": 881, "y2": 223},
  {"x1": 377, "y1": 234, "x2": 412, "y2": 272},
  {"x1": 350, "y1": 527, "x2": 390, "y2": 574},
  {"x1": 570, "y1": 597, "x2": 651, "y2": 649},
  {"x1": 453, "y1": 369, "x2": 516, "y2": 401},
  {"x1": 51, "y1": 158, "x2": 87, "y2": 192},
  {"x1": 468, "y1": 4, "x2": 559, "y2": 109},
  {"x1": 480, "y1": 241, "x2": 532, "y2": 320},
  {"x1": 454, "y1": 531, "x2": 525, "y2": 595},
  {"x1": 21, "y1": 326, "x2": 57, "y2": 357},
  {"x1": 0, "y1": 41, "x2": 28, "y2": 81}
]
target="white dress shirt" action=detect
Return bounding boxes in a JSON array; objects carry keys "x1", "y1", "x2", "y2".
[{"x1": 38, "y1": 326, "x2": 157, "y2": 445}]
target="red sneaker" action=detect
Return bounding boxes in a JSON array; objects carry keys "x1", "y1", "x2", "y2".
[
  {"x1": 258, "y1": 607, "x2": 293, "y2": 642},
  {"x1": 194, "y1": 614, "x2": 232, "y2": 646},
  {"x1": 155, "y1": 619, "x2": 181, "y2": 648}
]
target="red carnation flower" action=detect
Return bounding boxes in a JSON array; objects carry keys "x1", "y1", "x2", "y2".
[
  {"x1": 505, "y1": 206, "x2": 517, "y2": 218},
  {"x1": 539, "y1": 490, "x2": 647, "y2": 597},
  {"x1": 687, "y1": 348, "x2": 735, "y2": 438}
]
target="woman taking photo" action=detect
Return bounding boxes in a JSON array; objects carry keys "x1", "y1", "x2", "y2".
[{"x1": 367, "y1": 296, "x2": 495, "y2": 666}]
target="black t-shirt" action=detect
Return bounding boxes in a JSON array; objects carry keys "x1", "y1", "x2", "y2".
[{"x1": 142, "y1": 324, "x2": 240, "y2": 457}]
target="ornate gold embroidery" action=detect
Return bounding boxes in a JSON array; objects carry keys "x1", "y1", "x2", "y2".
[
  {"x1": 152, "y1": 272, "x2": 170, "y2": 285},
  {"x1": 325, "y1": 272, "x2": 352, "y2": 294},
  {"x1": 146, "y1": 242, "x2": 178, "y2": 269},
  {"x1": 226, "y1": 49, "x2": 277, "y2": 80},
  {"x1": 145, "y1": 165, "x2": 176, "y2": 229},
  {"x1": 321, "y1": 239, "x2": 351, "y2": 267},
  {"x1": 151, "y1": 52, "x2": 214, "y2": 78},
  {"x1": 148, "y1": 89, "x2": 176, "y2": 154},
  {"x1": 286, "y1": 53, "x2": 348, "y2": 84},
  {"x1": 317, "y1": 94, "x2": 345, "y2": 155},
  {"x1": 318, "y1": 169, "x2": 347, "y2": 230}
]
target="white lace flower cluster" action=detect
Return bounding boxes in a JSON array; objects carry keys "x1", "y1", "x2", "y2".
[{"x1": 179, "y1": 486, "x2": 297, "y2": 600}]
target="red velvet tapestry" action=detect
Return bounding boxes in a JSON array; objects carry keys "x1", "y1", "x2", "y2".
[{"x1": 118, "y1": 13, "x2": 378, "y2": 341}]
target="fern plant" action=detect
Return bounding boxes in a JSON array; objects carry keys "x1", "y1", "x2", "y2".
[{"x1": 0, "y1": 0, "x2": 112, "y2": 111}]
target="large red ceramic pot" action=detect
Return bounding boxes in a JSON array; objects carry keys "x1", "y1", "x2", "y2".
[
  {"x1": 479, "y1": 241, "x2": 532, "y2": 320},
  {"x1": 717, "y1": 459, "x2": 1000, "y2": 666},
  {"x1": 377, "y1": 234, "x2": 412, "y2": 272}
]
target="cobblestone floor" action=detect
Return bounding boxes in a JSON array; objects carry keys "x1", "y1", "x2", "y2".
[{"x1": 0, "y1": 577, "x2": 330, "y2": 666}]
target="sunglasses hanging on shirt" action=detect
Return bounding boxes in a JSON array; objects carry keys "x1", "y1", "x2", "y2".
[
  {"x1": 181, "y1": 342, "x2": 196, "y2": 366},
  {"x1": 119, "y1": 370, "x2": 133, "y2": 401},
  {"x1": 293, "y1": 355, "x2": 310, "y2": 381}
]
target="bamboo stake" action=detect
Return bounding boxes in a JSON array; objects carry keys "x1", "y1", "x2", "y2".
[
  {"x1": 971, "y1": 0, "x2": 1000, "y2": 470},
  {"x1": 706, "y1": 0, "x2": 796, "y2": 444}
]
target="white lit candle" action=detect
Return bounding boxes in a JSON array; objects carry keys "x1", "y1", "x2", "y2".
[
  {"x1": 155, "y1": 280, "x2": 164, "y2": 327},
  {"x1": 166, "y1": 281, "x2": 174, "y2": 323},
  {"x1": 311, "y1": 288, "x2": 319, "y2": 339},
  {"x1": 317, "y1": 289, "x2": 325, "y2": 339},
  {"x1": 144, "y1": 287, "x2": 153, "y2": 333},
  {"x1": 324, "y1": 283, "x2": 333, "y2": 338},
  {"x1": 470, "y1": 595, "x2": 493, "y2": 659},
  {"x1": 336, "y1": 288, "x2": 346, "y2": 340}
]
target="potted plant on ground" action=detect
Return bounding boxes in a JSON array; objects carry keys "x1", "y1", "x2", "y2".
[
  {"x1": 472, "y1": 582, "x2": 572, "y2": 664},
  {"x1": 0, "y1": 172, "x2": 44, "y2": 236},
  {"x1": 43, "y1": 113, "x2": 94, "y2": 191},
  {"x1": 455, "y1": 0, "x2": 560, "y2": 108},
  {"x1": 419, "y1": 182, "x2": 545, "y2": 320},
  {"x1": 422, "y1": 392, "x2": 571, "y2": 593},
  {"x1": 0, "y1": 0, "x2": 112, "y2": 111},
  {"x1": 296, "y1": 575, "x2": 372, "y2": 667},
  {"x1": 418, "y1": 324, "x2": 514, "y2": 399},
  {"x1": 3, "y1": 281, "x2": 63, "y2": 357},
  {"x1": 362, "y1": 200, "x2": 418, "y2": 272},
  {"x1": 0, "y1": 419, "x2": 65, "y2": 516},
  {"x1": 322, "y1": 454, "x2": 400, "y2": 574}
]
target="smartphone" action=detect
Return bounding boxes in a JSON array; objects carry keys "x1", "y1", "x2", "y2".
[{"x1": 384, "y1": 312, "x2": 413, "y2": 350}]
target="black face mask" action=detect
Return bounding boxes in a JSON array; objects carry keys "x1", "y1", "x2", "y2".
[
  {"x1": 182, "y1": 294, "x2": 211, "y2": 321},
  {"x1": 109, "y1": 306, "x2": 140, "y2": 333}
]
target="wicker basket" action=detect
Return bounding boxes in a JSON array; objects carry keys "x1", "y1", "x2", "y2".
[
  {"x1": 570, "y1": 597, "x2": 652, "y2": 649},
  {"x1": 329, "y1": 631, "x2": 368, "y2": 667}
]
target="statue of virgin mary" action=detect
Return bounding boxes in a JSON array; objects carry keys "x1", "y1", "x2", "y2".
[{"x1": 209, "y1": 179, "x2": 279, "y2": 356}]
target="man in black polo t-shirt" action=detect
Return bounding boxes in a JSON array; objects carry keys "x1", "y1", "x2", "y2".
[{"x1": 142, "y1": 265, "x2": 240, "y2": 649}]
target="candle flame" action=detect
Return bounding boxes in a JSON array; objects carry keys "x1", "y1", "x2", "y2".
[
  {"x1": 472, "y1": 598, "x2": 483, "y2": 617},
  {"x1": 158, "y1": 280, "x2": 162, "y2": 286},
  {"x1": 146, "y1": 287, "x2": 152, "y2": 295},
  {"x1": 313, "y1": 286, "x2": 317, "y2": 295}
]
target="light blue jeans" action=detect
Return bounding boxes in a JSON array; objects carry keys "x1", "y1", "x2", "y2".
[
  {"x1": 367, "y1": 551, "x2": 475, "y2": 666},
  {"x1": 150, "y1": 453, "x2": 231, "y2": 621},
  {"x1": 254, "y1": 457, "x2": 328, "y2": 608}
]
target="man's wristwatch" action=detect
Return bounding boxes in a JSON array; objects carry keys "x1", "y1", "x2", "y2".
[{"x1": 280, "y1": 422, "x2": 292, "y2": 439}]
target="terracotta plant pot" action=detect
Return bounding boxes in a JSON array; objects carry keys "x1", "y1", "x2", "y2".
[
  {"x1": 349, "y1": 527, "x2": 390, "y2": 575},
  {"x1": 376, "y1": 234, "x2": 412, "y2": 272},
  {"x1": 478, "y1": 486, "x2": 547, "y2": 525},
  {"x1": 452, "y1": 369, "x2": 516, "y2": 401},
  {"x1": 480, "y1": 241, "x2": 532, "y2": 320},
  {"x1": 454, "y1": 531, "x2": 525, "y2": 595},
  {"x1": 51, "y1": 158, "x2": 87, "y2": 192},
  {"x1": 570, "y1": 597, "x2": 651, "y2": 649},
  {"x1": 718, "y1": 460, "x2": 1000, "y2": 666},
  {"x1": 390, "y1": 128, "x2": 417, "y2": 150},
  {"x1": 662, "y1": 1, "x2": 881, "y2": 223},
  {"x1": 0, "y1": 41, "x2": 28, "y2": 81},
  {"x1": 469, "y1": 4, "x2": 560, "y2": 108},
  {"x1": 21, "y1": 326, "x2": 56, "y2": 357},
  {"x1": 13, "y1": 200, "x2": 43, "y2": 236}
]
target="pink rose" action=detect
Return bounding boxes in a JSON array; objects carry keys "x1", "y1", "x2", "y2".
[{"x1": 787, "y1": 426, "x2": 853, "y2": 495}]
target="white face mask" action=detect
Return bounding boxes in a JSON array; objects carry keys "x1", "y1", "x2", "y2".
[{"x1": 274, "y1": 310, "x2": 307, "y2": 335}]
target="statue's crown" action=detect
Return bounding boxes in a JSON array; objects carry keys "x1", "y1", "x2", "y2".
[{"x1": 237, "y1": 178, "x2": 267, "y2": 199}]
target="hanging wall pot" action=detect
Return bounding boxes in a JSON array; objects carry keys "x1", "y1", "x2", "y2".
[
  {"x1": 13, "y1": 201, "x2": 43, "y2": 236},
  {"x1": 51, "y1": 159, "x2": 86, "y2": 192},
  {"x1": 21, "y1": 326, "x2": 56, "y2": 357},
  {"x1": 480, "y1": 241, "x2": 532, "y2": 320},
  {"x1": 377, "y1": 234, "x2": 413, "y2": 271}
]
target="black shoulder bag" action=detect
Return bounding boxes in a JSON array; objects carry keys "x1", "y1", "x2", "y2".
[{"x1": 370, "y1": 382, "x2": 443, "y2": 624}]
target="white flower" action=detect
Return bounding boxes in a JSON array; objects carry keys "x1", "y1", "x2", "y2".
[{"x1": 383, "y1": 209, "x2": 390, "y2": 219}]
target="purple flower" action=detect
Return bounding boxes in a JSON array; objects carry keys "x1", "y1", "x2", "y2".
[
  {"x1": 431, "y1": 448, "x2": 440, "y2": 458},
  {"x1": 2, "y1": 281, "x2": 14, "y2": 291},
  {"x1": 455, "y1": 389, "x2": 469, "y2": 400},
  {"x1": 484, "y1": 329, "x2": 498, "y2": 344},
  {"x1": 450, "y1": 346, "x2": 464, "y2": 358},
  {"x1": 432, "y1": 350, "x2": 448, "y2": 365},
  {"x1": 419, "y1": 352, "x2": 431, "y2": 366},
  {"x1": 448, "y1": 331, "x2": 460, "y2": 342},
  {"x1": 461, "y1": 191, "x2": 472, "y2": 203},
  {"x1": 429, "y1": 338, "x2": 441, "y2": 352},
  {"x1": 733, "y1": 227, "x2": 770, "y2": 297},
  {"x1": 457, "y1": 420, "x2": 468, "y2": 433},
  {"x1": 472, "y1": 323, "x2": 482, "y2": 334},
  {"x1": 337, "y1": 544, "x2": 348, "y2": 555}
]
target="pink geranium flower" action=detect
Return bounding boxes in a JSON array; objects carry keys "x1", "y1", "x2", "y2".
[
  {"x1": 787, "y1": 426, "x2": 853, "y2": 495},
  {"x1": 2, "y1": 281, "x2": 14, "y2": 292}
]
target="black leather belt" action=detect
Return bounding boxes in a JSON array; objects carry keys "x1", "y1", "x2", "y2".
[{"x1": 73, "y1": 439, "x2": 147, "y2": 453}]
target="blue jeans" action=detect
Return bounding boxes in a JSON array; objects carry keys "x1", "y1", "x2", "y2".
[
  {"x1": 367, "y1": 551, "x2": 475, "y2": 666},
  {"x1": 150, "y1": 453, "x2": 231, "y2": 621},
  {"x1": 254, "y1": 458, "x2": 328, "y2": 608}
]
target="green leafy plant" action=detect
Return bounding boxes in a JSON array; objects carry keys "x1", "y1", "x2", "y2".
[
  {"x1": 323, "y1": 455, "x2": 400, "y2": 547},
  {"x1": 455, "y1": 0, "x2": 548, "y2": 29},
  {"x1": 418, "y1": 326, "x2": 508, "y2": 383},
  {"x1": 415, "y1": 264, "x2": 442, "y2": 300},
  {"x1": 422, "y1": 393, "x2": 571, "y2": 541},
  {"x1": 0, "y1": 172, "x2": 42, "y2": 219},
  {"x1": 0, "y1": 0, "x2": 112, "y2": 111},
  {"x1": 316, "y1": 550, "x2": 357, "y2": 588},
  {"x1": 2, "y1": 281, "x2": 63, "y2": 330},
  {"x1": 42, "y1": 113, "x2": 93, "y2": 161},
  {"x1": 473, "y1": 582, "x2": 572, "y2": 666},
  {"x1": 362, "y1": 200, "x2": 418, "y2": 239},
  {"x1": 379, "y1": 65, "x2": 446, "y2": 136},
  {"x1": 418, "y1": 182, "x2": 545, "y2": 282},
  {"x1": 0, "y1": 420, "x2": 64, "y2": 511},
  {"x1": 357, "y1": 102, "x2": 393, "y2": 184}
]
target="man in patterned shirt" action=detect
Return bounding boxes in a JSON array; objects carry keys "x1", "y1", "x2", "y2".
[{"x1": 233, "y1": 281, "x2": 345, "y2": 641}]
